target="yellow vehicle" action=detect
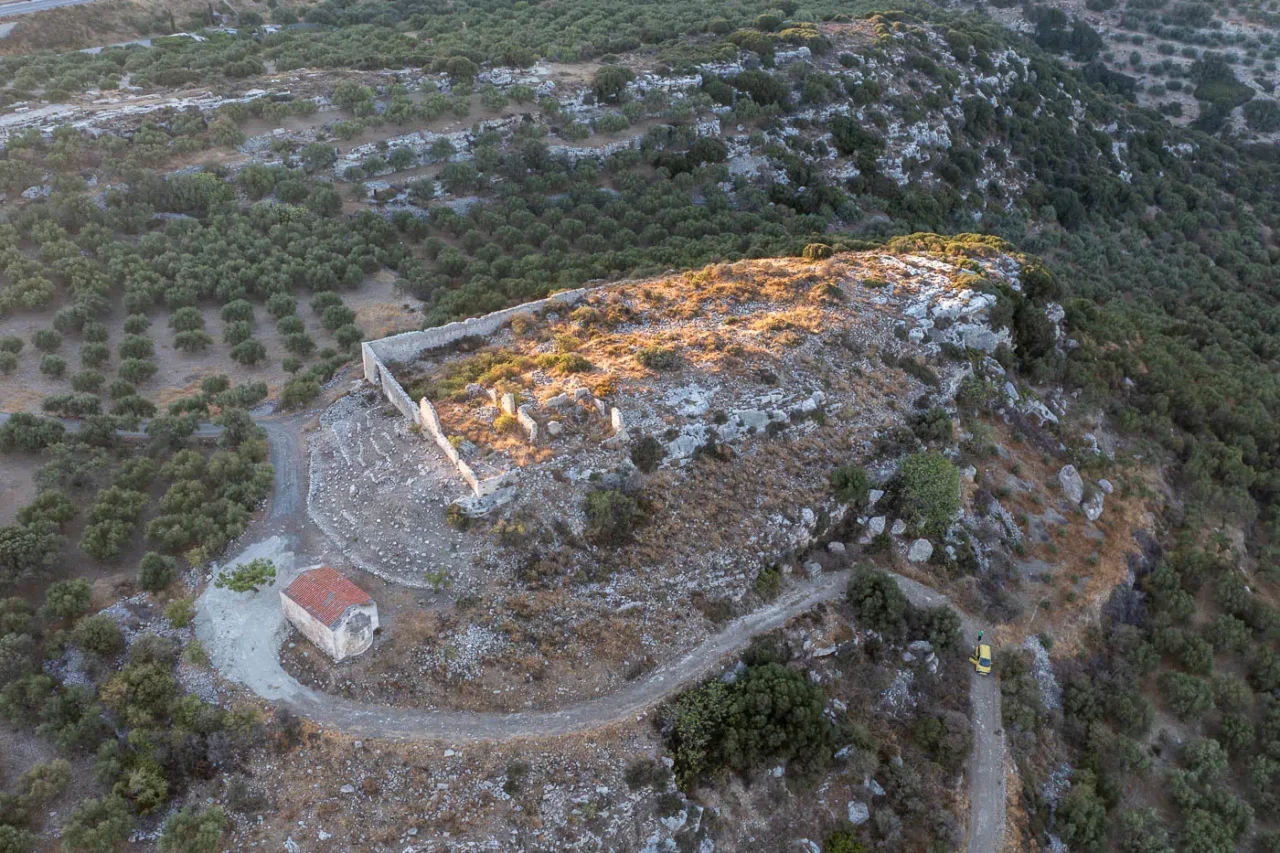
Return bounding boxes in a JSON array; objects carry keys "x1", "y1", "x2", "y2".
[{"x1": 970, "y1": 643, "x2": 993, "y2": 675}]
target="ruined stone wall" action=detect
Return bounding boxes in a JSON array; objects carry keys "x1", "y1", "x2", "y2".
[{"x1": 361, "y1": 286, "x2": 600, "y2": 496}]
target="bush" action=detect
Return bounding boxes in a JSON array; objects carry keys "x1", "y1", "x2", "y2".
[
  {"x1": 117, "y1": 335, "x2": 154, "y2": 360},
  {"x1": 280, "y1": 378, "x2": 321, "y2": 410},
  {"x1": 42, "y1": 578, "x2": 92, "y2": 621},
  {"x1": 915, "y1": 605, "x2": 962, "y2": 651},
  {"x1": 1057, "y1": 770, "x2": 1109, "y2": 852},
  {"x1": 802, "y1": 242, "x2": 834, "y2": 261},
  {"x1": 583, "y1": 489, "x2": 640, "y2": 545},
  {"x1": 79, "y1": 343, "x2": 109, "y2": 368},
  {"x1": 229, "y1": 340, "x2": 266, "y2": 366},
  {"x1": 137, "y1": 552, "x2": 176, "y2": 593},
  {"x1": 820, "y1": 830, "x2": 868, "y2": 853},
  {"x1": 70, "y1": 371, "x2": 104, "y2": 394},
  {"x1": 0, "y1": 825, "x2": 35, "y2": 853},
  {"x1": 282, "y1": 333, "x2": 315, "y2": 357},
  {"x1": 32, "y1": 329, "x2": 62, "y2": 352},
  {"x1": 165, "y1": 597, "x2": 194, "y2": 629},
  {"x1": 39, "y1": 355, "x2": 66, "y2": 378},
  {"x1": 1158, "y1": 671, "x2": 1215, "y2": 720},
  {"x1": 830, "y1": 464, "x2": 871, "y2": 506},
  {"x1": 1114, "y1": 807, "x2": 1172, "y2": 853},
  {"x1": 220, "y1": 300, "x2": 254, "y2": 324},
  {"x1": 0, "y1": 352, "x2": 15, "y2": 374},
  {"x1": 122, "y1": 314, "x2": 150, "y2": 335},
  {"x1": 847, "y1": 569, "x2": 910, "y2": 636},
  {"x1": 630, "y1": 435, "x2": 666, "y2": 473},
  {"x1": 118, "y1": 764, "x2": 168, "y2": 814},
  {"x1": 159, "y1": 805, "x2": 228, "y2": 853},
  {"x1": 663, "y1": 662, "x2": 835, "y2": 790},
  {"x1": 117, "y1": 358, "x2": 157, "y2": 384},
  {"x1": 0, "y1": 413, "x2": 65, "y2": 451},
  {"x1": 223, "y1": 321, "x2": 252, "y2": 346},
  {"x1": 266, "y1": 292, "x2": 296, "y2": 318},
  {"x1": 637, "y1": 346, "x2": 678, "y2": 370},
  {"x1": 74, "y1": 614, "x2": 125, "y2": 657},
  {"x1": 896, "y1": 452, "x2": 961, "y2": 536},
  {"x1": 60, "y1": 794, "x2": 134, "y2": 853},
  {"x1": 214, "y1": 558, "x2": 276, "y2": 593}
]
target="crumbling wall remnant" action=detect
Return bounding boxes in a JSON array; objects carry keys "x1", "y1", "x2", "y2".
[{"x1": 361, "y1": 286, "x2": 601, "y2": 496}]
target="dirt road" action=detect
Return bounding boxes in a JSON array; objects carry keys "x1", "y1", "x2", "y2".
[{"x1": 189, "y1": 409, "x2": 1006, "y2": 851}]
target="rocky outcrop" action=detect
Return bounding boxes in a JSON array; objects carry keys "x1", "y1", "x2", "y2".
[{"x1": 1058, "y1": 465, "x2": 1084, "y2": 504}]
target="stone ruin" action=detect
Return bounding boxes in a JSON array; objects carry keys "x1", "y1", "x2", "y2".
[{"x1": 360, "y1": 284, "x2": 630, "y2": 513}]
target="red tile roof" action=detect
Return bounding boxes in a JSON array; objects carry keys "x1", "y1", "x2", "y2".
[{"x1": 282, "y1": 566, "x2": 373, "y2": 628}]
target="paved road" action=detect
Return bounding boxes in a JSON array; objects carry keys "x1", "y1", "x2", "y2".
[{"x1": 0, "y1": 0, "x2": 99, "y2": 18}]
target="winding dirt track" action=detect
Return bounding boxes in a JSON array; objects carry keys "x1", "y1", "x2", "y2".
[{"x1": 190, "y1": 414, "x2": 1005, "y2": 852}]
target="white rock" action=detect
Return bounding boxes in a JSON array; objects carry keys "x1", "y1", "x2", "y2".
[
  {"x1": 803, "y1": 561, "x2": 823, "y2": 578},
  {"x1": 866, "y1": 777, "x2": 886, "y2": 797},
  {"x1": 869, "y1": 516, "x2": 886, "y2": 536},
  {"x1": 847, "y1": 800, "x2": 870, "y2": 825},
  {"x1": 1058, "y1": 465, "x2": 1084, "y2": 504},
  {"x1": 546, "y1": 421, "x2": 563, "y2": 437},
  {"x1": 827, "y1": 541, "x2": 846, "y2": 554},
  {"x1": 1098, "y1": 478, "x2": 1114, "y2": 495},
  {"x1": 1083, "y1": 491, "x2": 1104, "y2": 522},
  {"x1": 962, "y1": 465, "x2": 977, "y2": 482},
  {"x1": 868, "y1": 489, "x2": 884, "y2": 506},
  {"x1": 890, "y1": 519, "x2": 906, "y2": 536},
  {"x1": 907, "y1": 539, "x2": 933, "y2": 562},
  {"x1": 339, "y1": 785, "x2": 356, "y2": 795},
  {"x1": 794, "y1": 841, "x2": 821, "y2": 853}
]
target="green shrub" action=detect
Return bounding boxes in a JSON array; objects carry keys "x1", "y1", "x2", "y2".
[
  {"x1": 42, "y1": 578, "x2": 92, "y2": 621},
  {"x1": 74, "y1": 614, "x2": 125, "y2": 657},
  {"x1": 117, "y1": 335, "x2": 154, "y2": 360},
  {"x1": 630, "y1": 435, "x2": 666, "y2": 473},
  {"x1": 0, "y1": 413, "x2": 65, "y2": 451},
  {"x1": 220, "y1": 300, "x2": 254, "y2": 324},
  {"x1": 1158, "y1": 671, "x2": 1215, "y2": 720},
  {"x1": 847, "y1": 568, "x2": 909, "y2": 636},
  {"x1": 60, "y1": 794, "x2": 134, "y2": 853},
  {"x1": 117, "y1": 358, "x2": 157, "y2": 383},
  {"x1": 583, "y1": 489, "x2": 640, "y2": 545},
  {"x1": 280, "y1": 378, "x2": 321, "y2": 410},
  {"x1": 122, "y1": 314, "x2": 151, "y2": 335},
  {"x1": 229, "y1": 340, "x2": 266, "y2": 366},
  {"x1": 159, "y1": 805, "x2": 228, "y2": 853},
  {"x1": 39, "y1": 355, "x2": 66, "y2": 378},
  {"x1": 830, "y1": 464, "x2": 871, "y2": 506},
  {"x1": 823, "y1": 830, "x2": 867, "y2": 853},
  {"x1": 662, "y1": 662, "x2": 835, "y2": 790},
  {"x1": 0, "y1": 825, "x2": 35, "y2": 853},
  {"x1": 213, "y1": 558, "x2": 276, "y2": 593},
  {"x1": 896, "y1": 451, "x2": 961, "y2": 536},
  {"x1": 266, "y1": 292, "x2": 296, "y2": 318},
  {"x1": 32, "y1": 329, "x2": 62, "y2": 353},
  {"x1": 1057, "y1": 770, "x2": 1109, "y2": 852},
  {"x1": 165, "y1": 598, "x2": 194, "y2": 629},
  {"x1": 137, "y1": 552, "x2": 176, "y2": 593}
]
